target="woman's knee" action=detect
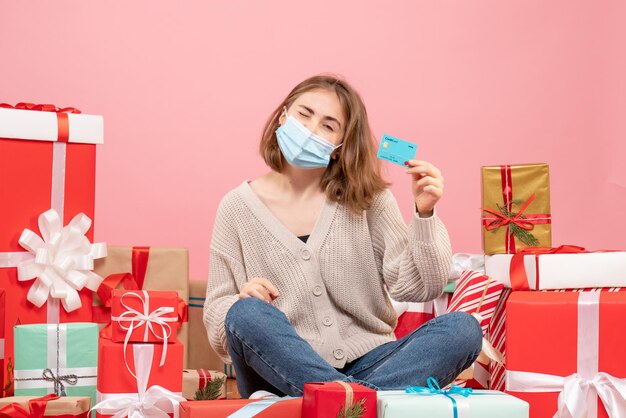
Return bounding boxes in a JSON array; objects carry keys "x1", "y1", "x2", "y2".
[
  {"x1": 225, "y1": 297, "x2": 282, "y2": 336},
  {"x1": 438, "y1": 311, "x2": 483, "y2": 355}
]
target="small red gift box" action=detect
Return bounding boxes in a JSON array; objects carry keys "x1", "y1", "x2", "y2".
[
  {"x1": 302, "y1": 382, "x2": 376, "y2": 418},
  {"x1": 505, "y1": 290, "x2": 626, "y2": 418},
  {"x1": 110, "y1": 289, "x2": 182, "y2": 344},
  {"x1": 180, "y1": 398, "x2": 302, "y2": 417},
  {"x1": 94, "y1": 337, "x2": 184, "y2": 418}
]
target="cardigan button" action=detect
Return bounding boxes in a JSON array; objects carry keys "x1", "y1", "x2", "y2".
[
  {"x1": 301, "y1": 249, "x2": 311, "y2": 260},
  {"x1": 313, "y1": 286, "x2": 323, "y2": 296},
  {"x1": 333, "y1": 349, "x2": 345, "y2": 360},
  {"x1": 323, "y1": 316, "x2": 333, "y2": 326}
]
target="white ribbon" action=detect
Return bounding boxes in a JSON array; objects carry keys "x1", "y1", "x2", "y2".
[
  {"x1": 1, "y1": 209, "x2": 107, "y2": 313},
  {"x1": 91, "y1": 344, "x2": 185, "y2": 418},
  {"x1": 111, "y1": 291, "x2": 178, "y2": 370},
  {"x1": 226, "y1": 397, "x2": 296, "y2": 418},
  {"x1": 507, "y1": 291, "x2": 626, "y2": 418}
]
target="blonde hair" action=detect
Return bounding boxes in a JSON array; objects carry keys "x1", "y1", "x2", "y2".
[{"x1": 259, "y1": 75, "x2": 389, "y2": 214}]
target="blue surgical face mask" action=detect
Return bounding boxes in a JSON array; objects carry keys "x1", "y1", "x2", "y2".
[{"x1": 276, "y1": 114, "x2": 342, "y2": 169}]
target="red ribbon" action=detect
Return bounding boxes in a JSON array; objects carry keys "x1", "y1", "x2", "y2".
[
  {"x1": 92, "y1": 273, "x2": 140, "y2": 324},
  {"x1": 481, "y1": 165, "x2": 552, "y2": 253},
  {"x1": 509, "y1": 245, "x2": 590, "y2": 290},
  {"x1": 197, "y1": 369, "x2": 212, "y2": 390},
  {"x1": 0, "y1": 394, "x2": 86, "y2": 418},
  {"x1": 132, "y1": 246, "x2": 151, "y2": 289},
  {"x1": 0, "y1": 102, "x2": 81, "y2": 143}
]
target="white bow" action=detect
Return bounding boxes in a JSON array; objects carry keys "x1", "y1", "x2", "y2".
[
  {"x1": 111, "y1": 291, "x2": 177, "y2": 370},
  {"x1": 449, "y1": 253, "x2": 485, "y2": 280},
  {"x1": 92, "y1": 344, "x2": 185, "y2": 418},
  {"x1": 507, "y1": 370, "x2": 626, "y2": 418},
  {"x1": 16, "y1": 209, "x2": 107, "y2": 312}
]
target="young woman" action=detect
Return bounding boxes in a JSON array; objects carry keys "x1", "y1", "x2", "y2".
[{"x1": 204, "y1": 75, "x2": 482, "y2": 398}]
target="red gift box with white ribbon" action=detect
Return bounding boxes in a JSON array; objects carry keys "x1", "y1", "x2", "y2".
[
  {"x1": 505, "y1": 290, "x2": 626, "y2": 418},
  {"x1": 94, "y1": 337, "x2": 184, "y2": 418}
]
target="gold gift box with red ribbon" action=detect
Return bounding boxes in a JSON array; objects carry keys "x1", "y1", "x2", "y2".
[{"x1": 481, "y1": 163, "x2": 552, "y2": 254}]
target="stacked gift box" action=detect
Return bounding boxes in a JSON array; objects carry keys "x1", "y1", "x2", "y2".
[
  {"x1": 479, "y1": 163, "x2": 626, "y2": 418},
  {"x1": 0, "y1": 103, "x2": 104, "y2": 414},
  {"x1": 93, "y1": 288, "x2": 186, "y2": 417}
]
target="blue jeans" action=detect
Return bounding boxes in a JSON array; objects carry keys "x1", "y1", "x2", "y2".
[{"x1": 224, "y1": 297, "x2": 482, "y2": 398}]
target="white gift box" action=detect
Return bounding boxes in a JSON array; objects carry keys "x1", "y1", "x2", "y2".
[{"x1": 485, "y1": 252, "x2": 626, "y2": 290}]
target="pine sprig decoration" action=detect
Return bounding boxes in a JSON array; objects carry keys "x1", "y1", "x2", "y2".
[
  {"x1": 337, "y1": 398, "x2": 366, "y2": 418},
  {"x1": 194, "y1": 377, "x2": 225, "y2": 400},
  {"x1": 489, "y1": 203, "x2": 539, "y2": 246},
  {"x1": 510, "y1": 223, "x2": 539, "y2": 246}
]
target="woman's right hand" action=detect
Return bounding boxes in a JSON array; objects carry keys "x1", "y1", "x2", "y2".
[{"x1": 239, "y1": 277, "x2": 280, "y2": 303}]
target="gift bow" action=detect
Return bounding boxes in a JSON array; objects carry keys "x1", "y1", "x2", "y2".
[
  {"x1": 0, "y1": 394, "x2": 60, "y2": 418},
  {"x1": 41, "y1": 368, "x2": 78, "y2": 396},
  {"x1": 15, "y1": 209, "x2": 106, "y2": 312},
  {"x1": 112, "y1": 291, "x2": 179, "y2": 370},
  {"x1": 0, "y1": 102, "x2": 81, "y2": 113},
  {"x1": 91, "y1": 344, "x2": 185, "y2": 418},
  {"x1": 406, "y1": 377, "x2": 473, "y2": 418},
  {"x1": 506, "y1": 371, "x2": 626, "y2": 418},
  {"x1": 482, "y1": 193, "x2": 539, "y2": 232}
]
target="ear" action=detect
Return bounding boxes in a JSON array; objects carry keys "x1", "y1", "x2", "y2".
[{"x1": 278, "y1": 107, "x2": 287, "y2": 126}]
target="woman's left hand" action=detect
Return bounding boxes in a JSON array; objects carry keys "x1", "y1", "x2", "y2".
[{"x1": 406, "y1": 160, "x2": 444, "y2": 217}]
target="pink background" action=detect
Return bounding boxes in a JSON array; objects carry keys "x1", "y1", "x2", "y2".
[{"x1": 2, "y1": 1, "x2": 625, "y2": 280}]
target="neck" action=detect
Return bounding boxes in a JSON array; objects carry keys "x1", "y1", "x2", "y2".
[{"x1": 273, "y1": 163, "x2": 326, "y2": 198}]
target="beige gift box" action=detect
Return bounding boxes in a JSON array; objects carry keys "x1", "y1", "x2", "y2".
[
  {"x1": 182, "y1": 369, "x2": 227, "y2": 400},
  {"x1": 0, "y1": 396, "x2": 91, "y2": 416},
  {"x1": 188, "y1": 279, "x2": 236, "y2": 378}
]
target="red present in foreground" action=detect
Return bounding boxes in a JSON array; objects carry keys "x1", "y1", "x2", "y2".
[
  {"x1": 94, "y1": 337, "x2": 184, "y2": 418},
  {"x1": 110, "y1": 289, "x2": 182, "y2": 344},
  {"x1": 302, "y1": 382, "x2": 376, "y2": 418},
  {"x1": 505, "y1": 290, "x2": 626, "y2": 418},
  {"x1": 0, "y1": 104, "x2": 105, "y2": 395},
  {"x1": 180, "y1": 398, "x2": 302, "y2": 417}
]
